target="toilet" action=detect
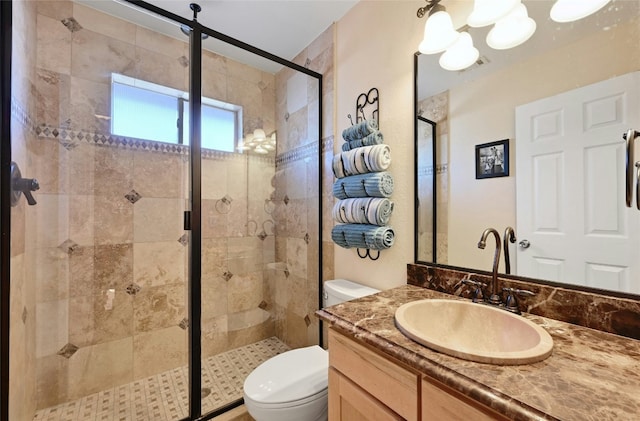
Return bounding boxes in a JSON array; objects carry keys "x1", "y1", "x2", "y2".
[{"x1": 243, "y1": 279, "x2": 380, "y2": 421}]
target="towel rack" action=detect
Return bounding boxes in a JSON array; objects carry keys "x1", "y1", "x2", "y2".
[
  {"x1": 357, "y1": 248, "x2": 380, "y2": 260},
  {"x1": 347, "y1": 87, "x2": 379, "y2": 126},
  {"x1": 335, "y1": 88, "x2": 391, "y2": 260}
]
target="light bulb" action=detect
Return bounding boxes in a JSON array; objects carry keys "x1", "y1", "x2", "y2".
[
  {"x1": 486, "y1": 3, "x2": 536, "y2": 50},
  {"x1": 439, "y1": 32, "x2": 479, "y2": 71},
  {"x1": 468, "y1": 0, "x2": 520, "y2": 27},
  {"x1": 253, "y1": 129, "x2": 266, "y2": 141},
  {"x1": 418, "y1": 10, "x2": 460, "y2": 54},
  {"x1": 244, "y1": 134, "x2": 256, "y2": 147},
  {"x1": 550, "y1": 0, "x2": 610, "y2": 22}
]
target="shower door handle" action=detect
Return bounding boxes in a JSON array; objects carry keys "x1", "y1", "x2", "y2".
[
  {"x1": 636, "y1": 162, "x2": 640, "y2": 210},
  {"x1": 184, "y1": 210, "x2": 192, "y2": 230}
]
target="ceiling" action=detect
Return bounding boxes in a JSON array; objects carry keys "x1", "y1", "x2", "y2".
[{"x1": 77, "y1": 0, "x2": 359, "y2": 73}]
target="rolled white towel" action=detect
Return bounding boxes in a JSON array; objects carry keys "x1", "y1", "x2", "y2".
[
  {"x1": 342, "y1": 119, "x2": 378, "y2": 142},
  {"x1": 332, "y1": 144, "x2": 391, "y2": 179},
  {"x1": 332, "y1": 154, "x2": 347, "y2": 179},
  {"x1": 332, "y1": 198, "x2": 394, "y2": 226},
  {"x1": 341, "y1": 130, "x2": 384, "y2": 151},
  {"x1": 364, "y1": 144, "x2": 391, "y2": 173}
]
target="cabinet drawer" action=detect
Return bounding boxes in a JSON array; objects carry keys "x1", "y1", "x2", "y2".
[
  {"x1": 329, "y1": 328, "x2": 419, "y2": 421},
  {"x1": 329, "y1": 368, "x2": 403, "y2": 421}
]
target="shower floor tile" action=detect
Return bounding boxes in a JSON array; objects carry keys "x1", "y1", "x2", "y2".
[{"x1": 33, "y1": 337, "x2": 289, "y2": 421}]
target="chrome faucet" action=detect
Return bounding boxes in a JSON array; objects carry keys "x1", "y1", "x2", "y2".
[
  {"x1": 503, "y1": 226, "x2": 517, "y2": 275},
  {"x1": 477, "y1": 228, "x2": 502, "y2": 306}
]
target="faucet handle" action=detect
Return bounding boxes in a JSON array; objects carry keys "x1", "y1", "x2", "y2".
[
  {"x1": 502, "y1": 288, "x2": 536, "y2": 314},
  {"x1": 462, "y1": 279, "x2": 487, "y2": 303}
]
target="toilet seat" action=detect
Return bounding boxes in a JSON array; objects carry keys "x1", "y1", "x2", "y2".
[{"x1": 243, "y1": 345, "x2": 328, "y2": 407}]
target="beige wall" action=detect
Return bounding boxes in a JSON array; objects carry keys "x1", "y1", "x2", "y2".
[
  {"x1": 333, "y1": 0, "x2": 423, "y2": 291},
  {"x1": 446, "y1": 15, "x2": 640, "y2": 272}
]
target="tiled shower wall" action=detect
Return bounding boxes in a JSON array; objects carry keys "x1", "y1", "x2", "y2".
[
  {"x1": 10, "y1": 1, "x2": 38, "y2": 421},
  {"x1": 26, "y1": 1, "x2": 319, "y2": 410},
  {"x1": 268, "y1": 26, "x2": 335, "y2": 349}
]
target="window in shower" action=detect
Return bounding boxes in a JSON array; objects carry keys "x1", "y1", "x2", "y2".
[{"x1": 111, "y1": 73, "x2": 242, "y2": 152}]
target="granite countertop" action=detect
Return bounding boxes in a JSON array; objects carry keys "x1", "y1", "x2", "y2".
[{"x1": 316, "y1": 285, "x2": 640, "y2": 421}]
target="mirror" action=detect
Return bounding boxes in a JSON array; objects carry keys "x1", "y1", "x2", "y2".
[
  {"x1": 415, "y1": 0, "x2": 640, "y2": 297},
  {"x1": 416, "y1": 117, "x2": 436, "y2": 263}
]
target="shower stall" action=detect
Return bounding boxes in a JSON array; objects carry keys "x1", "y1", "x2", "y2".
[{"x1": 1, "y1": 1, "x2": 328, "y2": 420}]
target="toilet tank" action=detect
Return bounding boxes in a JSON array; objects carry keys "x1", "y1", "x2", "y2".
[{"x1": 323, "y1": 279, "x2": 380, "y2": 307}]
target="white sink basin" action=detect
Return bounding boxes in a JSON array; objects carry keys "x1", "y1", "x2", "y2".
[{"x1": 394, "y1": 299, "x2": 553, "y2": 365}]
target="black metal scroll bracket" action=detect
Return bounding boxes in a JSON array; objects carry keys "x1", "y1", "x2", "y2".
[
  {"x1": 357, "y1": 248, "x2": 380, "y2": 260},
  {"x1": 347, "y1": 87, "x2": 379, "y2": 126}
]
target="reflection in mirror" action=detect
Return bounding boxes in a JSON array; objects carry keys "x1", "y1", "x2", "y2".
[
  {"x1": 416, "y1": 117, "x2": 436, "y2": 263},
  {"x1": 415, "y1": 0, "x2": 640, "y2": 297}
]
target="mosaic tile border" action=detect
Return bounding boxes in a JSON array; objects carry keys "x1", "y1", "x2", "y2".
[
  {"x1": 10, "y1": 97, "x2": 33, "y2": 131},
  {"x1": 34, "y1": 121, "x2": 333, "y2": 167},
  {"x1": 35, "y1": 123, "x2": 277, "y2": 163},
  {"x1": 417, "y1": 163, "x2": 448, "y2": 177},
  {"x1": 13, "y1": 96, "x2": 325, "y2": 167},
  {"x1": 322, "y1": 136, "x2": 333, "y2": 153},
  {"x1": 276, "y1": 140, "x2": 317, "y2": 167}
]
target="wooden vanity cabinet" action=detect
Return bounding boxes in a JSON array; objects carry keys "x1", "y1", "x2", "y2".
[
  {"x1": 328, "y1": 328, "x2": 508, "y2": 421},
  {"x1": 328, "y1": 328, "x2": 419, "y2": 421}
]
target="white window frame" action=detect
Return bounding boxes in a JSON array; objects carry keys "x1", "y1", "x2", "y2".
[{"x1": 111, "y1": 73, "x2": 243, "y2": 152}]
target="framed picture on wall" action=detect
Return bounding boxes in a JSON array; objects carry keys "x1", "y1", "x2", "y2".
[{"x1": 475, "y1": 139, "x2": 509, "y2": 179}]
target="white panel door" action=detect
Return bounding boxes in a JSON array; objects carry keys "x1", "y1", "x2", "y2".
[{"x1": 516, "y1": 72, "x2": 640, "y2": 293}]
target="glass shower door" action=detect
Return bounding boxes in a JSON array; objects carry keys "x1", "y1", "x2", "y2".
[
  {"x1": 197, "y1": 29, "x2": 323, "y2": 416},
  {"x1": 4, "y1": 1, "x2": 324, "y2": 419},
  {"x1": 8, "y1": 1, "x2": 191, "y2": 419}
]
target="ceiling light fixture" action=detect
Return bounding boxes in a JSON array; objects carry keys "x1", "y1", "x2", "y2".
[
  {"x1": 439, "y1": 32, "x2": 480, "y2": 71},
  {"x1": 417, "y1": 0, "x2": 460, "y2": 55},
  {"x1": 486, "y1": 3, "x2": 536, "y2": 50},
  {"x1": 238, "y1": 129, "x2": 276, "y2": 154},
  {"x1": 416, "y1": 0, "x2": 534, "y2": 72},
  {"x1": 550, "y1": 0, "x2": 611, "y2": 23}
]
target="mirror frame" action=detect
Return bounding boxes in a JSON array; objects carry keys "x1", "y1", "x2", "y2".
[{"x1": 412, "y1": 53, "x2": 640, "y2": 302}]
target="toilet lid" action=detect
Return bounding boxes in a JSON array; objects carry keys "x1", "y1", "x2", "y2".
[{"x1": 244, "y1": 345, "x2": 328, "y2": 404}]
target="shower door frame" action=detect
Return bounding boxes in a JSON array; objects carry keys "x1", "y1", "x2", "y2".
[
  {"x1": 0, "y1": 1, "x2": 12, "y2": 420},
  {"x1": 0, "y1": 1, "x2": 324, "y2": 420}
]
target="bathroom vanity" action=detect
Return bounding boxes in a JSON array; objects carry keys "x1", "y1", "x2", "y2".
[
  {"x1": 317, "y1": 285, "x2": 640, "y2": 420},
  {"x1": 328, "y1": 328, "x2": 508, "y2": 420}
]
